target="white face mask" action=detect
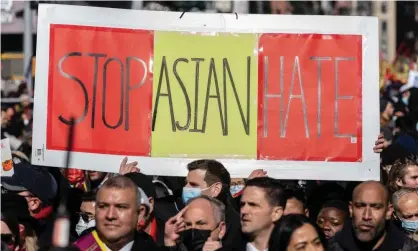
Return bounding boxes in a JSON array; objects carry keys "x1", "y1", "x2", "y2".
[{"x1": 75, "y1": 216, "x2": 96, "y2": 236}]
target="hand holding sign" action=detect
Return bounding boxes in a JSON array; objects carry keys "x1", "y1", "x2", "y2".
[
  {"x1": 248, "y1": 169, "x2": 268, "y2": 180},
  {"x1": 118, "y1": 157, "x2": 139, "y2": 175},
  {"x1": 373, "y1": 134, "x2": 387, "y2": 153}
]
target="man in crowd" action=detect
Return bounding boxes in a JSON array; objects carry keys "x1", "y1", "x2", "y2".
[
  {"x1": 392, "y1": 188, "x2": 418, "y2": 239},
  {"x1": 73, "y1": 176, "x2": 156, "y2": 250},
  {"x1": 240, "y1": 177, "x2": 286, "y2": 251},
  {"x1": 180, "y1": 159, "x2": 242, "y2": 248},
  {"x1": 283, "y1": 187, "x2": 309, "y2": 216},
  {"x1": 125, "y1": 172, "x2": 176, "y2": 245},
  {"x1": 329, "y1": 181, "x2": 418, "y2": 251},
  {"x1": 1, "y1": 154, "x2": 58, "y2": 250},
  {"x1": 388, "y1": 157, "x2": 418, "y2": 194},
  {"x1": 75, "y1": 191, "x2": 97, "y2": 237},
  {"x1": 164, "y1": 195, "x2": 228, "y2": 251}
]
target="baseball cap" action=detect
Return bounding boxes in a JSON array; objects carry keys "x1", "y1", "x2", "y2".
[{"x1": 1, "y1": 154, "x2": 58, "y2": 203}]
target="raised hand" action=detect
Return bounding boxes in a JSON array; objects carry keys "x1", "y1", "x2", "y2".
[
  {"x1": 202, "y1": 237, "x2": 222, "y2": 251},
  {"x1": 373, "y1": 134, "x2": 387, "y2": 153},
  {"x1": 248, "y1": 169, "x2": 267, "y2": 180},
  {"x1": 164, "y1": 206, "x2": 188, "y2": 247},
  {"x1": 118, "y1": 157, "x2": 139, "y2": 175}
]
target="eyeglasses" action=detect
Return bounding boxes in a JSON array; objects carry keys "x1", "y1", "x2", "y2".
[
  {"x1": 77, "y1": 212, "x2": 94, "y2": 223},
  {"x1": 1, "y1": 234, "x2": 14, "y2": 244}
]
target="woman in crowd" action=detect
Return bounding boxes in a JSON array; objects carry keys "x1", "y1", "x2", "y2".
[
  {"x1": 268, "y1": 214, "x2": 326, "y2": 251},
  {"x1": 316, "y1": 200, "x2": 349, "y2": 240}
]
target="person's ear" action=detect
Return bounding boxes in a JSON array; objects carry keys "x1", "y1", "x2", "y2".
[
  {"x1": 218, "y1": 222, "x2": 226, "y2": 240},
  {"x1": 395, "y1": 178, "x2": 403, "y2": 188},
  {"x1": 305, "y1": 208, "x2": 310, "y2": 218},
  {"x1": 349, "y1": 201, "x2": 353, "y2": 218},
  {"x1": 138, "y1": 205, "x2": 147, "y2": 219},
  {"x1": 386, "y1": 204, "x2": 394, "y2": 220},
  {"x1": 271, "y1": 206, "x2": 284, "y2": 222},
  {"x1": 211, "y1": 182, "x2": 222, "y2": 198},
  {"x1": 148, "y1": 197, "x2": 154, "y2": 214},
  {"x1": 28, "y1": 197, "x2": 41, "y2": 212}
]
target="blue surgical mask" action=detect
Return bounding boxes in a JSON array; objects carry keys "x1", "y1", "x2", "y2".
[
  {"x1": 230, "y1": 185, "x2": 244, "y2": 196},
  {"x1": 182, "y1": 187, "x2": 202, "y2": 204},
  {"x1": 401, "y1": 219, "x2": 418, "y2": 233},
  {"x1": 402, "y1": 96, "x2": 409, "y2": 106}
]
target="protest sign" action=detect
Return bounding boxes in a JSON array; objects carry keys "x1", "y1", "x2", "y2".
[
  {"x1": 32, "y1": 4, "x2": 379, "y2": 180},
  {"x1": 1, "y1": 138, "x2": 14, "y2": 177}
]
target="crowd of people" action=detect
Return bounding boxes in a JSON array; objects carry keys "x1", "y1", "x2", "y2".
[{"x1": 0, "y1": 134, "x2": 417, "y2": 251}]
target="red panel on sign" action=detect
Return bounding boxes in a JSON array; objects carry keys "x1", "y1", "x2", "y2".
[
  {"x1": 257, "y1": 34, "x2": 362, "y2": 162},
  {"x1": 47, "y1": 25, "x2": 153, "y2": 156}
]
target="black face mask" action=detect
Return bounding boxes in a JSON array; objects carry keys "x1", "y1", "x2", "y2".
[{"x1": 181, "y1": 228, "x2": 212, "y2": 251}]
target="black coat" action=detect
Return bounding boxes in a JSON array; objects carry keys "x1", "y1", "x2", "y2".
[
  {"x1": 35, "y1": 213, "x2": 55, "y2": 251},
  {"x1": 222, "y1": 200, "x2": 245, "y2": 249},
  {"x1": 131, "y1": 231, "x2": 159, "y2": 250},
  {"x1": 154, "y1": 195, "x2": 181, "y2": 246},
  {"x1": 328, "y1": 220, "x2": 418, "y2": 251}
]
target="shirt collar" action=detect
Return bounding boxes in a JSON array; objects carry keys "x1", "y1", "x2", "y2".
[
  {"x1": 103, "y1": 241, "x2": 134, "y2": 251},
  {"x1": 246, "y1": 242, "x2": 268, "y2": 251}
]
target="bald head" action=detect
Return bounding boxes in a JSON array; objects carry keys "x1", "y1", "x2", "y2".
[
  {"x1": 350, "y1": 181, "x2": 393, "y2": 243},
  {"x1": 353, "y1": 181, "x2": 390, "y2": 205},
  {"x1": 186, "y1": 195, "x2": 225, "y2": 227}
]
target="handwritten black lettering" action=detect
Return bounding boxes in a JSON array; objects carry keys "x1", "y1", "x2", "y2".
[
  {"x1": 102, "y1": 57, "x2": 125, "y2": 129},
  {"x1": 152, "y1": 56, "x2": 176, "y2": 132},
  {"x1": 57, "y1": 52, "x2": 89, "y2": 125},
  {"x1": 173, "y1": 58, "x2": 191, "y2": 131},
  {"x1": 85, "y1": 53, "x2": 107, "y2": 128},
  {"x1": 202, "y1": 58, "x2": 226, "y2": 135},
  {"x1": 223, "y1": 57, "x2": 251, "y2": 135},
  {"x1": 189, "y1": 58, "x2": 205, "y2": 132},
  {"x1": 125, "y1": 56, "x2": 148, "y2": 131}
]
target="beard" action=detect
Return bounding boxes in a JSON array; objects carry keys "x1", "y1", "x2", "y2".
[{"x1": 353, "y1": 220, "x2": 386, "y2": 243}]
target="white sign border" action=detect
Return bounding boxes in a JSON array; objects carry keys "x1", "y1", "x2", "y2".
[{"x1": 32, "y1": 4, "x2": 380, "y2": 181}]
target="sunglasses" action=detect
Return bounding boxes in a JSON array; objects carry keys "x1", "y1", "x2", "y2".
[
  {"x1": 77, "y1": 212, "x2": 94, "y2": 223},
  {"x1": 1, "y1": 234, "x2": 14, "y2": 244}
]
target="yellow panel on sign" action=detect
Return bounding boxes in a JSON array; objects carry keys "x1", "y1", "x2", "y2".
[{"x1": 151, "y1": 31, "x2": 258, "y2": 158}]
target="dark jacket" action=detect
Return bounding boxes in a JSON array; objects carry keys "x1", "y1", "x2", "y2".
[
  {"x1": 154, "y1": 195, "x2": 181, "y2": 246},
  {"x1": 328, "y1": 221, "x2": 418, "y2": 251},
  {"x1": 131, "y1": 231, "x2": 158, "y2": 250},
  {"x1": 35, "y1": 212, "x2": 55, "y2": 251},
  {"x1": 222, "y1": 200, "x2": 245, "y2": 249}
]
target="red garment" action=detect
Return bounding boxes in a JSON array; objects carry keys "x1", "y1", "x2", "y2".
[
  {"x1": 148, "y1": 217, "x2": 158, "y2": 242},
  {"x1": 33, "y1": 206, "x2": 53, "y2": 220},
  {"x1": 66, "y1": 169, "x2": 85, "y2": 184}
]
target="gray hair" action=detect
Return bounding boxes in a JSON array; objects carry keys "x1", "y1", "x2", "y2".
[
  {"x1": 187, "y1": 195, "x2": 225, "y2": 224},
  {"x1": 99, "y1": 176, "x2": 142, "y2": 208},
  {"x1": 392, "y1": 188, "x2": 418, "y2": 212}
]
